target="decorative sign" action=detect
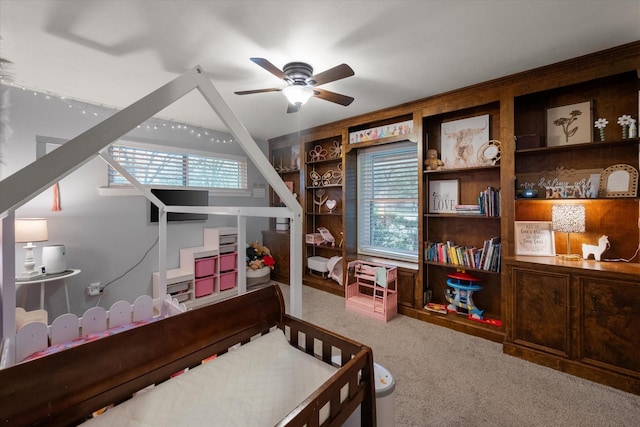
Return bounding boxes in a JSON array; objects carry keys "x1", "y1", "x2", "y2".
[
  {"x1": 440, "y1": 114, "x2": 490, "y2": 169},
  {"x1": 517, "y1": 167, "x2": 601, "y2": 199},
  {"x1": 429, "y1": 179, "x2": 459, "y2": 213},
  {"x1": 349, "y1": 119, "x2": 413, "y2": 144},
  {"x1": 514, "y1": 221, "x2": 556, "y2": 256}
]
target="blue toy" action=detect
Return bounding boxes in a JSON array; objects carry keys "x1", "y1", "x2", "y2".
[{"x1": 444, "y1": 272, "x2": 483, "y2": 320}]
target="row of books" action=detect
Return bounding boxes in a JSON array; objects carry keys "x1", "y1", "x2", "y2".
[
  {"x1": 424, "y1": 237, "x2": 501, "y2": 272},
  {"x1": 478, "y1": 186, "x2": 500, "y2": 217}
]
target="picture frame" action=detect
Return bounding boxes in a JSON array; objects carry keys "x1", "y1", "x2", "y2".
[
  {"x1": 514, "y1": 221, "x2": 556, "y2": 256},
  {"x1": 546, "y1": 101, "x2": 592, "y2": 146},
  {"x1": 429, "y1": 179, "x2": 459, "y2": 213},
  {"x1": 440, "y1": 114, "x2": 490, "y2": 169},
  {"x1": 598, "y1": 164, "x2": 639, "y2": 198}
]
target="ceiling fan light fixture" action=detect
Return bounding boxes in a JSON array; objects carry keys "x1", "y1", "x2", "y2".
[{"x1": 282, "y1": 85, "x2": 313, "y2": 106}]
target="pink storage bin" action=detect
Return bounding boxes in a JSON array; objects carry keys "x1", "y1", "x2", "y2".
[
  {"x1": 219, "y1": 271, "x2": 237, "y2": 291},
  {"x1": 194, "y1": 277, "x2": 214, "y2": 297},
  {"x1": 219, "y1": 253, "x2": 237, "y2": 272},
  {"x1": 195, "y1": 257, "x2": 217, "y2": 278}
]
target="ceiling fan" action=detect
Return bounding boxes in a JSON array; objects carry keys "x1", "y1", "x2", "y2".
[{"x1": 235, "y1": 58, "x2": 355, "y2": 113}]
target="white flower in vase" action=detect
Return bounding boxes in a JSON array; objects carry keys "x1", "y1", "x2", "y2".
[
  {"x1": 617, "y1": 114, "x2": 632, "y2": 139},
  {"x1": 594, "y1": 118, "x2": 608, "y2": 141}
]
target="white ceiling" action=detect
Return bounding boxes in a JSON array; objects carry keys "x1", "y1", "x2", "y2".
[{"x1": 1, "y1": 0, "x2": 639, "y2": 141}]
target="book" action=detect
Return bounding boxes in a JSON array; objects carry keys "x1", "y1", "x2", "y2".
[{"x1": 425, "y1": 302, "x2": 448, "y2": 314}]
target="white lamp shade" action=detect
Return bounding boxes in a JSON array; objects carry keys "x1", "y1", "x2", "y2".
[
  {"x1": 15, "y1": 218, "x2": 48, "y2": 243},
  {"x1": 551, "y1": 204, "x2": 585, "y2": 233},
  {"x1": 282, "y1": 85, "x2": 313, "y2": 106}
]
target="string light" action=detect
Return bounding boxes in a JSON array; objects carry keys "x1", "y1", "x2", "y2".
[{"x1": 0, "y1": 80, "x2": 235, "y2": 144}]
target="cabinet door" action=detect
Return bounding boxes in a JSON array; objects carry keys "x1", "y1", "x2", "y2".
[
  {"x1": 580, "y1": 277, "x2": 640, "y2": 375},
  {"x1": 512, "y1": 268, "x2": 570, "y2": 357},
  {"x1": 397, "y1": 268, "x2": 416, "y2": 308},
  {"x1": 262, "y1": 230, "x2": 291, "y2": 284}
]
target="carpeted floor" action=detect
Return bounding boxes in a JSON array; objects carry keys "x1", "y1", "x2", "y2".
[{"x1": 274, "y1": 282, "x2": 640, "y2": 427}]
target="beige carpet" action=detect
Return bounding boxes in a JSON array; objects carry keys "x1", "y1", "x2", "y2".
[{"x1": 275, "y1": 282, "x2": 640, "y2": 427}]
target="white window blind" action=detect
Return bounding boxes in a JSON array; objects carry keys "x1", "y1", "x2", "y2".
[
  {"x1": 357, "y1": 142, "x2": 418, "y2": 261},
  {"x1": 108, "y1": 145, "x2": 248, "y2": 190}
]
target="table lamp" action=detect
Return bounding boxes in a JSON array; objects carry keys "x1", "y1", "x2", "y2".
[
  {"x1": 551, "y1": 204, "x2": 585, "y2": 261},
  {"x1": 15, "y1": 218, "x2": 48, "y2": 278}
]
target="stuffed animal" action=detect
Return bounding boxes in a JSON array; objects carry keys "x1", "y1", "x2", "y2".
[
  {"x1": 246, "y1": 242, "x2": 275, "y2": 269},
  {"x1": 425, "y1": 148, "x2": 444, "y2": 171}
]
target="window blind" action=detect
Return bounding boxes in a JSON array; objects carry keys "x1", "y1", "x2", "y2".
[
  {"x1": 357, "y1": 143, "x2": 418, "y2": 261},
  {"x1": 108, "y1": 145, "x2": 247, "y2": 190}
]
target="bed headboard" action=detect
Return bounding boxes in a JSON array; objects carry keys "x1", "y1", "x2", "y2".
[{"x1": 0, "y1": 285, "x2": 286, "y2": 426}]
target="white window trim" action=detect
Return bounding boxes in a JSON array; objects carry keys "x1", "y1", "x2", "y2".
[{"x1": 105, "y1": 140, "x2": 250, "y2": 196}]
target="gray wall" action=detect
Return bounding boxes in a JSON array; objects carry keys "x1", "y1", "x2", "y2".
[{"x1": 1, "y1": 85, "x2": 271, "y2": 319}]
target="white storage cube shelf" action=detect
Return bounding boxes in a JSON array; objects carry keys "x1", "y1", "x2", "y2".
[{"x1": 153, "y1": 228, "x2": 239, "y2": 309}]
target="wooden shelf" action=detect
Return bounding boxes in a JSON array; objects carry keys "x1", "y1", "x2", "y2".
[
  {"x1": 515, "y1": 137, "x2": 638, "y2": 155},
  {"x1": 423, "y1": 165, "x2": 500, "y2": 175},
  {"x1": 423, "y1": 260, "x2": 501, "y2": 275}
]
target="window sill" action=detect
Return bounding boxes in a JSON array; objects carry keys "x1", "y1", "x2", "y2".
[{"x1": 98, "y1": 187, "x2": 253, "y2": 198}]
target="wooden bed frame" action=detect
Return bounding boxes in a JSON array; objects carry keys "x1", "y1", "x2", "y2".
[{"x1": 0, "y1": 285, "x2": 376, "y2": 426}]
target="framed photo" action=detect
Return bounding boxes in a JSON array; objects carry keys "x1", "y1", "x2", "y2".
[
  {"x1": 429, "y1": 179, "x2": 459, "y2": 213},
  {"x1": 546, "y1": 101, "x2": 592, "y2": 146},
  {"x1": 514, "y1": 221, "x2": 556, "y2": 256},
  {"x1": 440, "y1": 114, "x2": 490, "y2": 169}
]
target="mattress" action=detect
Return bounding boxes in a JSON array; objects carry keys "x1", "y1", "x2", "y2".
[{"x1": 82, "y1": 328, "x2": 338, "y2": 426}]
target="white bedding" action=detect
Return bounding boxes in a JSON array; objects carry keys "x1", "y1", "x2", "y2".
[{"x1": 82, "y1": 329, "x2": 337, "y2": 426}]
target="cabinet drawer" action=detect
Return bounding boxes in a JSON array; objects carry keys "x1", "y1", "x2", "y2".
[
  {"x1": 167, "y1": 280, "x2": 191, "y2": 295},
  {"x1": 220, "y1": 271, "x2": 237, "y2": 291},
  {"x1": 219, "y1": 234, "x2": 237, "y2": 245},
  {"x1": 195, "y1": 257, "x2": 217, "y2": 278},
  {"x1": 219, "y1": 253, "x2": 237, "y2": 272},
  {"x1": 194, "y1": 277, "x2": 215, "y2": 297}
]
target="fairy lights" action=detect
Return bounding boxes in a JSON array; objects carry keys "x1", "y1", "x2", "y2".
[{"x1": 0, "y1": 79, "x2": 234, "y2": 144}]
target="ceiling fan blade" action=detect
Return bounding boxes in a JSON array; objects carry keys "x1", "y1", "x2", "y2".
[
  {"x1": 250, "y1": 57, "x2": 289, "y2": 81},
  {"x1": 309, "y1": 63, "x2": 354, "y2": 86},
  {"x1": 287, "y1": 103, "x2": 300, "y2": 114},
  {"x1": 234, "y1": 88, "x2": 281, "y2": 95},
  {"x1": 313, "y1": 88, "x2": 354, "y2": 106}
]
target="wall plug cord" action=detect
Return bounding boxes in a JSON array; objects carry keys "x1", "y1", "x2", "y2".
[{"x1": 603, "y1": 244, "x2": 640, "y2": 263}]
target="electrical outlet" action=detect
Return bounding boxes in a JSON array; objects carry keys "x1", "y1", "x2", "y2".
[{"x1": 87, "y1": 282, "x2": 103, "y2": 296}]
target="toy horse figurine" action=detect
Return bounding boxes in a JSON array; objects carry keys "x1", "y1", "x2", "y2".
[{"x1": 582, "y1": 235, "x2": 610, "y2": 261}]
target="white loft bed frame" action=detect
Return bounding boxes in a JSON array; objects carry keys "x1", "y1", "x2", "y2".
[{"x1": 0, "y1": 66, "x2": 303, "y2": 366}]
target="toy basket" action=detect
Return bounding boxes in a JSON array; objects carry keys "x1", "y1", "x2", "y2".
[{"x1": 345, "y1": 260, "x2": 397, "y2": 322}]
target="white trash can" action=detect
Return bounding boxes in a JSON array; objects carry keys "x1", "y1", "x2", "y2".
[{"x1": 342, "y1": 362, "x2": 396, "y2": 427}]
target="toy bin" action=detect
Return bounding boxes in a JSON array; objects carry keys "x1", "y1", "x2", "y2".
[
  {"x1": 219, "y1": 253, "x2": 237, "y2": 272},
  {"x1": 194, "y1": 256, "x2": 217, "y2": 278},
  {"x1": 219, "y1": 271, "x2": 237, "y2": 291},
  {"x1": 194, "y1": 277, "x2": 214, "y2": 298}
]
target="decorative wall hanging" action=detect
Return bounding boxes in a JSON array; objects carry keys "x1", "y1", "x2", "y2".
[
  {"x1": 349, "y1": 119, "x2": 414, "y2": 144},
  {"x1": 546, "y1": 101, "x2": 592, "y2": 146},
  {"x1": 328, "y1": 140, "x2": 342, "y2": 159},
  {"x1": 309, "y1": 170, "x2": 332, "y2": 187},
  {"x1": 307, "y1": 145, "x2": 327, "y2": 162},
  {"x1": 598, "y1": 163, "x2": 638, "y2": 198},
  {"x1": 440, "y1": 115, "x2": 490, "y2": 169}
]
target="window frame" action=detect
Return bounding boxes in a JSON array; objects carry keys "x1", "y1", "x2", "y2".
[
  {"x1": 356, "y1": 141, "x2": 419, "y2": 262},
  {"x1": 107, "y1": 141, "x2": 248, "y2": 194}
]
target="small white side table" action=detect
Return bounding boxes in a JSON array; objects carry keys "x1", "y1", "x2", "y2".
[{"x1": 16, "y1": 269, "x2": 81, "y2": 313}]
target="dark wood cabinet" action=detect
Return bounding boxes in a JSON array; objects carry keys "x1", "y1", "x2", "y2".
[
  {"x1": 261, "y1": 230, "x2": 291, "y2": 285},
  {"x1": 580, "y1": 277, "x2": 640, "y2": 375},
  {"x1": 510, "y1": 267, "x2": 570, "y2": 357},
  {"x1": 504, "y1": 257, "x2": 640, "y2": 395}
]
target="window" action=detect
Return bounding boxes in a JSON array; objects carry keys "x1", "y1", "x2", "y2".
[
  {"x1": 357, "y1": 142, "x2": 418, "y2": 261},
  {"x1": 108, "y1": 144, "x2": 248, "y2": 191}
]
